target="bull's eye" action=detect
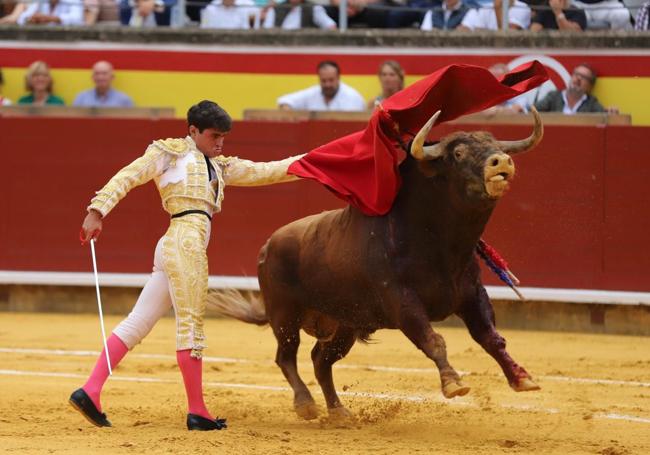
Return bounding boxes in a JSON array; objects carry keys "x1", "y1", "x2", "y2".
[{"x1": 454, "y1": 150, "x2": 463, "y2": 160}]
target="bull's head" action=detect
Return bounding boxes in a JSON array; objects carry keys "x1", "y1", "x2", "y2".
[{"x1": 410, "y1": 107, "x2": 543, "y2": 199}]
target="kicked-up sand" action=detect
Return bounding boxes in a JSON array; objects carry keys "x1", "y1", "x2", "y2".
[{"x1": 0, "y1": 312, "x2": 648, "y2": 454}]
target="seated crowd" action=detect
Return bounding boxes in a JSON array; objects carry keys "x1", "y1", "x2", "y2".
[
  {"x1": 0, "y1": 0, "x2": 646, "y2": 30},
  {"x1": 0, "y1": 57, "x2": 618, "y2": 117},
  {"x1": 0, "y1": 60, "x2": 133, "y2": 107}
]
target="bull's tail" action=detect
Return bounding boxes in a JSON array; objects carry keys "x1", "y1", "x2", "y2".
[{"x1": 206, "y1": 288, "x2": 268, "y2": 325}]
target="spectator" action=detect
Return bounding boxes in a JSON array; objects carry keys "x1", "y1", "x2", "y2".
[
  {"x1": 186, "y1": 0, "x2": 212, "y2": 22},
  {"x1": 368, "y1": 60, "x2": 405, "y2": 109},
  {"x1": 457, "y1": 0, "x2": 531, "y2": 30},
  {"x1": 278, "y1": 60, "x2": 366, "y2": 111},
  {"x1": 17, "y1": 0, "x2": 84, "y2": 25},
  {"x1": 73, "y1": 61, "x2": 134, "y2": 108},
  {"x1": 122, "y1": 0, "x2": 161, "y2": 26},
  {"x1": 263, "y1": 0, "x2": 336, "y2": 29},
  {"x1": 635, "y1": 1, "x2": 649, "y2": 29},
  {"x1": 530, "y1": 0, "x2": 587, "y2": 31},
  {"x1": 84, "y1": 0, "x2": 120, "y2": 25},
  {"x1": 0, "y1": 68, "x2": 13, "y2": 106},
  {"x1": 201, "y1": 0, "x2": 257, "y2": 28},
  {"x1": 534, "y1": 63, "x2": 617, "y2": 114},
  {"x1": 386, "y1": 0, "x2": 438, "y2": 28},
  {"x1": 18, "y1": 61, "x2": 65, "y2": 106},
  {"x1": 327, "y1": 0, "x2": 392, "y2": 28},
  {"x1": 420, "y1": 0, "x2": 470, "y2": 29},
  {"x1": 0, "y1": 1, "x2": 27, "y2": 24},
  {"x1": 572, "y1": 0, "x2": 631, "y2": 30}
]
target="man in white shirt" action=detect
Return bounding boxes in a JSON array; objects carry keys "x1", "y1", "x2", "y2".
[
  {"x1": 278, "y1": 60, "x2": 366, "y2": 111},
  {"x1": 17, "y1": 0, "x2": 84, "y2": 25},
  {"x1": 200, "y1": 0, "x2": 257, "y2": 29},
  {"x1": 263, "y1": 0, "x2": 336, "y2": 29},
  {"x1": 420, "y1": 0, "x2": 470, "y2": 30},
  {"x1": 458, "y1": 0, "x2": 531, "y2": 30}
]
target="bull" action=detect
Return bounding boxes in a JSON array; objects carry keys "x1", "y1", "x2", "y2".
[{"x1": 211, "y1": 108, "x2": 543, "y2": 420}]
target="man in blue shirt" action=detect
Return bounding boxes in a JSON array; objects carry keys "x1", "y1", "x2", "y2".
[{"x1": 73, "y1": 61, "x2": 134, "y2": 108}]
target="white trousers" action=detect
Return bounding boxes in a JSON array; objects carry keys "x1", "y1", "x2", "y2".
[
  {"x1": 573, "y1": 0, "x2": 632, "y2": 29},
  {"x1": 113, "y1": 238, "x2": 173, "y2": 349}
]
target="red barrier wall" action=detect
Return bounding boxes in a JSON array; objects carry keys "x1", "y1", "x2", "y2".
[{"x1": 1, "y1": 117, "x2": 648, "y2": 292}]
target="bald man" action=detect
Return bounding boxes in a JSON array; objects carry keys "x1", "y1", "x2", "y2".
[{"x1": 73, "y1": 61, "x2": 134, "y2": 108}]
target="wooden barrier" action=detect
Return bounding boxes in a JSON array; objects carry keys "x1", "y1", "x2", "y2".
[
  {"x1": 243, "y1": 110, "x2": 633, "y2": 125},
  {"x1": 0, "y1": 105, "x2": 175, "y2": 119}
]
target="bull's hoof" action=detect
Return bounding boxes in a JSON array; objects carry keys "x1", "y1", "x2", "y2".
[
  {"x1": 294, "y1": 400, "x2": 320, "y2": 420},
  {"x1": 511, "y1": 377, "x2": 541, "y2": 392},
  {"x1": 442, "y1": 381, "x2": 471, "y2": 398},
  {"x1": 327, "y1": 405, "x2": 353, "y2": 420}
]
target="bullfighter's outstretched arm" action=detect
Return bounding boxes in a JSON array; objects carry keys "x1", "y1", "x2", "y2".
[
  {"x1": 88, "y1": 145, "x2": 170, "y2": 217},
  {"x1": 218, "y1": 154, "x2": 306, "y2": 187}
]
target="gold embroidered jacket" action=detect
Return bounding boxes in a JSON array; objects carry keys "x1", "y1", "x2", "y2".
[{"x1": 88, "y1": 136, "x2": 304, "y2": 217}]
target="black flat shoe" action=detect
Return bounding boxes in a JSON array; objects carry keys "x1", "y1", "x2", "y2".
[
  {"x1": 186, "y1": 413, "x2": 227, "y2": 431},
  {"x1": 69, "y1": 388, "x2": 112, "y2": 427}
]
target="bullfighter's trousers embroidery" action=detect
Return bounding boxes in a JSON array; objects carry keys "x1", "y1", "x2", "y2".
[{"x1": 162, "y1": 214, "x2": 210, "y2": 358}]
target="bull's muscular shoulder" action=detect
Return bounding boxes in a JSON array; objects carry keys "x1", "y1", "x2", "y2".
[{"x1": 150, "y1": 138, "x2": 190, "y2": 156}]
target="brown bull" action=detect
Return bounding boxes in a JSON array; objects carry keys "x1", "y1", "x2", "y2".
[{"x1": 211, "y1": 109, "x2": 543, "y2": 420}]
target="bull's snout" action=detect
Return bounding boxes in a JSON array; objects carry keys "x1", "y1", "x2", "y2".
[{"x1": 484, "y1": 152, "x2": 515, "y2": 198}]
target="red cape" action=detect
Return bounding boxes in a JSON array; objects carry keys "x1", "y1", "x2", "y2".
[{"x1": 288, "y1": 60, "x2": 549, "y2": 216}]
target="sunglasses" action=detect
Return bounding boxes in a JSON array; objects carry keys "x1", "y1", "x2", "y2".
[{"x1": 573, "y1": 72, "x2": 595, "y2": 84}]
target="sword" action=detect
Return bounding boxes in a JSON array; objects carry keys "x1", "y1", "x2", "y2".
[{"x1": 90, "y1": 238, "x2": 112, "y2": 375}]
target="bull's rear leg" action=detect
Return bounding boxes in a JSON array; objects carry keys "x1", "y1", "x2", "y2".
[
  {"x1": 399, "y1": 304, "x2": 470, "y2": 398},
  {"x1": 458, "y1": 286, "x2": 539, "y2": 392},
  {"x1": 271, "y1": 322, "x2": 319, "y2": 420},
  {"x1": 311, "y1": 326, "x2": 356, "y2": 418}
]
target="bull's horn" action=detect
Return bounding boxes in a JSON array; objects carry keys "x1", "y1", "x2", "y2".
[
  {"x1": 498, "y1": 106, "x2": 544, "y2": 156},
  {"x1": 410, "y1": 110, "x2": 443, "y2": 160}
]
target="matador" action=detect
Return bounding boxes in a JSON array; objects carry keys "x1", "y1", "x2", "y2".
[{"x1": 70, "y1": 100, "x2": 303, "y2": 431}]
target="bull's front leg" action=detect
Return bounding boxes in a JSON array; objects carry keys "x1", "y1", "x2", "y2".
[
  {"x1": 458, "y1": 286, "x2": 540, "y2": 392},
  {"x1": 397, "y1": 289, "x2": 470, "y2": 398}
]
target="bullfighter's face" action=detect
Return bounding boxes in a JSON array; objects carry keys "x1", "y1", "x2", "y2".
[{"x1": 190, "y1": 126, "x2": 228, "y2": 158}]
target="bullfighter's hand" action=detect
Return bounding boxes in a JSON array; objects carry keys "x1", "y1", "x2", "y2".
[{"x1": 80, "y1": 209, "x2": 103, "y2": 245}]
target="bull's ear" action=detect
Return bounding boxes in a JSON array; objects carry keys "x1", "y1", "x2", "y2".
[{"x1": 417, "y1": 157, "x2": 444, "y2": 177}]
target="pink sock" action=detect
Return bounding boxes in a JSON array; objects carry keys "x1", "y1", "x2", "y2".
[
  {"x1": 82, "y1": 333, "x2": 129, "y2": 412},
  {"x1": 176, "y1": 349, "x2": 213, "y2": 420}
]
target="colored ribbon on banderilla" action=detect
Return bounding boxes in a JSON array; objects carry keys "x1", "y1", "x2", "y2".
[{"x1": 476, "y1": 239, "x2": 524, "y2": 301}]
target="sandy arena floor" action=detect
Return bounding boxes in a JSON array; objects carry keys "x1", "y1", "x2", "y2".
[{"x1": 0, "y1": 312, "x2": 648, "y2": 454}]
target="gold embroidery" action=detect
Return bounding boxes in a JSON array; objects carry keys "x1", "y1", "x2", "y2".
[
  {"x1": 161, "y1": 215, "x2": 209, "y2": 358},
  {"x1": 153, "y1": 138, "x2": 190, "y2": 155},
  {"x1": 88, "y1": 146, "x2": 166, "y2": 217},
  {"x1": 88, "y1": 136, "x2": 303, "y2": 359}
]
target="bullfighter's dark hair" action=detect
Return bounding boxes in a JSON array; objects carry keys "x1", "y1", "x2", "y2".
[
  {"x1": 187, "y1": 100, "x2": 232, "y2": 133},
  {"x1": 317, "y1": 60, "x2": 340, "y2": 75},
  {"x1": 575, "y1": 63, "x2": 597, "y2": 84}
]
